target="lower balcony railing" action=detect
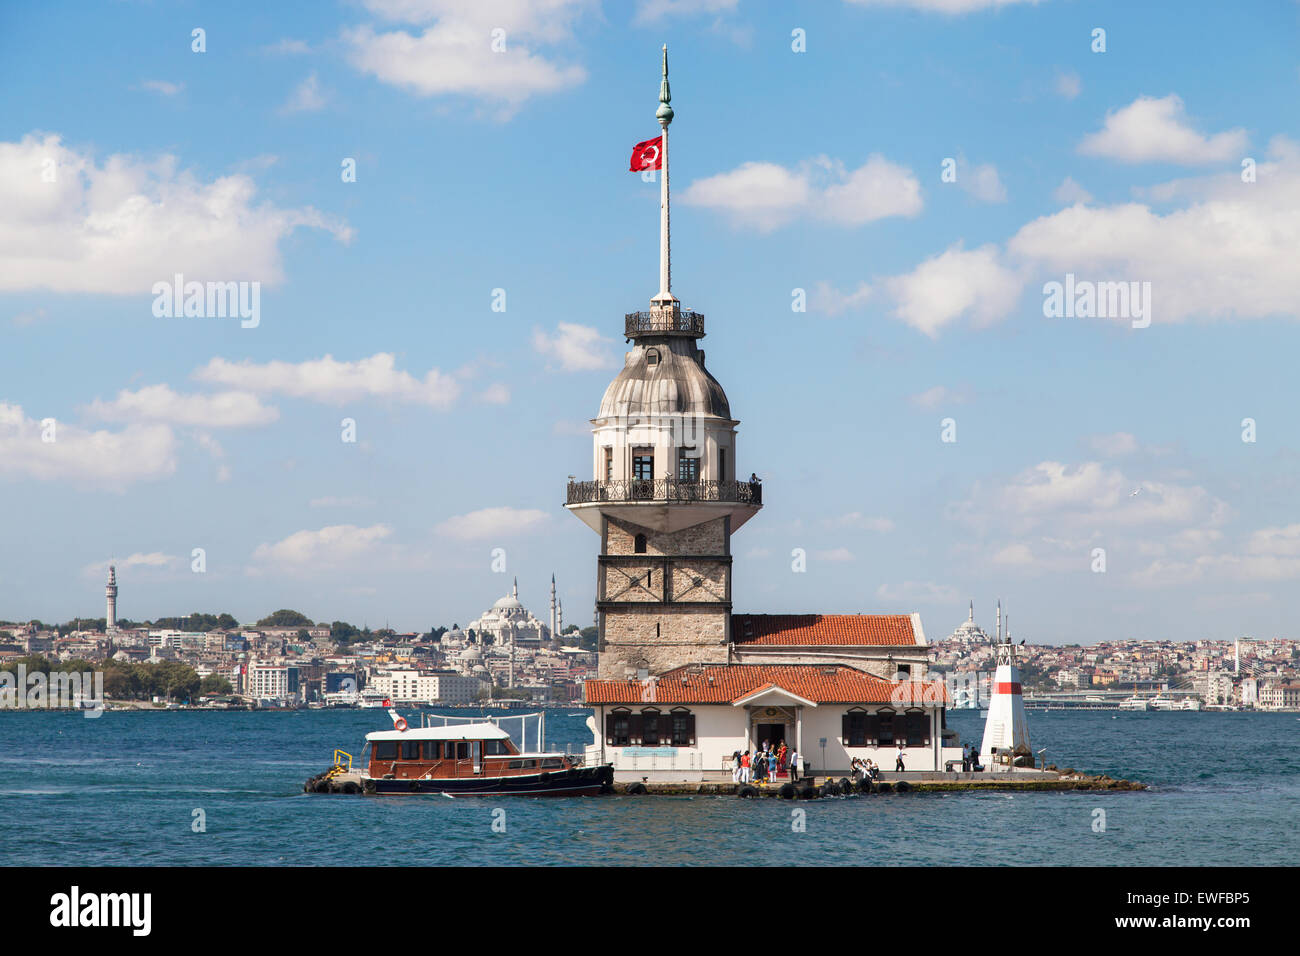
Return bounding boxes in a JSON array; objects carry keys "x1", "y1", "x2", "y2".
[{"x1": 566, "y1": 478, "x2": 762, "y2": 506}]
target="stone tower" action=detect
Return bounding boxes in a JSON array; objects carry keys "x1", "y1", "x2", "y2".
[
  {"x1": 566, "y1": 47, "x2": 762, "y2": 679},
  {"x1": 105, "y1": 564, "x2": 118, "y2": 632}
]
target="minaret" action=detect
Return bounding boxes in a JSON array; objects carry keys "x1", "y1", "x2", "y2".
[
  {"x1": 105, "y1": 564, "x2": 118, "y2": 633},
  {"x1": 512, "y1": 576, "x2": 518, "y2": 600},
  {"x1": 995, "y1": 599, "x2": 1002, "y2": 643},
  {"x1": 557, "y1": 598, "x2": 564, "y2": 642},
  {"x1": 550, "y1": 574, "x2": 557, "y2": 643},
  {"x1": 566, "y1": 47, "x2": 762, "y2": 679},
  {"x1": 968, "y1": 600, "x2": 974, "y2": 623}
]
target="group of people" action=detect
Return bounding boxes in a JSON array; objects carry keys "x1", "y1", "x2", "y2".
[
  {"x1": 961, "y1": 744, "x2": 984, "y2": 772},
  {"x1": 850, "y1": 757, "x2": 880, "y2": 782},
  {"x1": 732, "y1": 740, "x2": 798, "y2": 785}
]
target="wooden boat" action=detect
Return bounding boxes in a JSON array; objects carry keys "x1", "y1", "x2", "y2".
[{"x1": 360, "y1": 709, "x2": 612, "y2": 796}]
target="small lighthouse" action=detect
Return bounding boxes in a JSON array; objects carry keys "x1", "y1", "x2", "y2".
[
  {"x1": 980, "y1": 599, "x2": 1031, "y2": 769},
  {"x1": 105, "y1": 564, "x2": 118, "y2": 633}
]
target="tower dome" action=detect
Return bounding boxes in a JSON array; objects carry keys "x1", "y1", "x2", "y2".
[{"x1": 597, "y1": 338, "x2": 731, "y2": 420}]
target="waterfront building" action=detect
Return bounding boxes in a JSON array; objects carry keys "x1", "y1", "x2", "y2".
[
  {"x1": 246, "y1": 662, "x2": 300, "y2": 702},
  {"x1": 574, "y1": 49, "x2": 953, "y2": 780}
]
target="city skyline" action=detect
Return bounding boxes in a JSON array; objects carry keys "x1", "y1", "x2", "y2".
[{"x1": 3, "y1": 1, "x2": 1299, "y2": 643}]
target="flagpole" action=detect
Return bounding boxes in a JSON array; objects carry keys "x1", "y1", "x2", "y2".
[{"x1": 653, "y1": 44, "x2": 675, "y2": 309}]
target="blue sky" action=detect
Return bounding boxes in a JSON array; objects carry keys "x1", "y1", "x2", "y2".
[{"x1": 2, "y1": 0, "x2": 1298, "y2": 643}]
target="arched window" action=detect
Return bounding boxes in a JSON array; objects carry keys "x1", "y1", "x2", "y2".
[
  {"x1": 634, "y1": 533, "x2": 647, "y2": 553},
  {"x1": 606, "y1": 708, "x2": 632, "y2": 746},
  {"x1": 842, "y1": 706, "x2": 869, "y2": 747},
  {"x1": 670, "y1": 707, "x2": 696, "y2": 747},
  {"x1": 875, "y1": 708, "x2": 897, "y2": 747},
  {"x1": 641, "y1": 708, "x2": 661, "y2": 746}
]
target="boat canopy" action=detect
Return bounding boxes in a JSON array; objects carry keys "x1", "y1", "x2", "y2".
[{"x1": 365, "y1": 722, "x2": 513, "y2": 743}]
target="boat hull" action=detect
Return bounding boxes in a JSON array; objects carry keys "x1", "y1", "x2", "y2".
[{"x1": 364, "y1": 763, "x2": 613, "y2": 797}]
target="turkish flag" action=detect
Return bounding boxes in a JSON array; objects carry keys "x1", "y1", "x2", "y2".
[{"x1": 630, "y1": 136, "x2": 663, "y2": 171}]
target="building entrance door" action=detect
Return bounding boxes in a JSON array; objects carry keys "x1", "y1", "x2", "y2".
[{"x1": 755, "y1": 723, "x2": 786, "y2": 749}]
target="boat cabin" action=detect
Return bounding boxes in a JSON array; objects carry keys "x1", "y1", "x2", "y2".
[{"x1": 364, "y1": 723, "x2": 573, "y2": 780}]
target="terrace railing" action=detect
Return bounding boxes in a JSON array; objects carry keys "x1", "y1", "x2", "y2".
[
  {"x1": 624, "y1": 309, "x2": 705, "y2": 338},
  {"x1": 566, "y1": 478, "x2": 761, "y2": 506}
]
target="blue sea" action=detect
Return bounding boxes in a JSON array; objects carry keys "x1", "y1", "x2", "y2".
[{"x1": 1, "y1": 708, "x2": 1296, "y2": 866}]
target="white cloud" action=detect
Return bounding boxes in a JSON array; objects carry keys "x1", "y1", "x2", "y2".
[
  {"x1": 813, "y1": 547, "x2": 855, "y2": 562},
  {"x1": 85, "y1": 385, "x2": 279, "y2": 428},
  {"x1": 810, "y1": 280, "x2": 872, "y2": 317},
  {"x1": 956, "y1": 156, "x2": 1007, "y2": 203},
  {"x1": 953, "y1": 460, "x2": 1229, "y2": 536},
  {"x1": 1007, "y1": 140, "x2": 1300, "y2": 324},
  {"x1": 84, "y1": 552, "x2": 178, "y2": 577},
  {"x1": 139, "y1": 80, "x2": 184, "y2": 96},
  {"x1": 343, "y1": 0, "x2": 591, "y2": 116},
  {"x1": 832, "y1": 513, "x2": 895, "y2": 533},
  {"x1": 282, "y1": 73, "x2": 327, "y2": 113},
  {"x1": 908, "y1": 384, "x2": 970, "y2": 409},
  {"x1": 884, "y1": 243, "x2": 1024, "y2": 338},
  {"x1": 265, "y1": 38, "x2": 311, "y2": 55},
  {"x1": 533, "y1": 323, "x2": 613, "y2": 371},
  {"x1": 252, "y1": 524, "x2": 392, "y2": 567},
  {"x1": 991, "y1": 543, "x2": 1035, "y2": 566},
  {"x1": 0, "y1": 133, "x2": 351, "y2": 294},
  {"x1": 435, "y1": 506, "x2": 550, "y2": 540},
  {"x1": 310, "y1": 495, "x2": 377, "y2": 508},
  {"x1": 1079, "y1": 94, "x2": 1247, "y2": 165},
  {"x1": 876, "y1": 580, "x2": 960, "y2": 604},
  {"x1": 478, "y1": 383, "x2": 510, "y2": 404},
  {"x1": 634, "y1": 0, "x2": 738, "y2": 22},
  {"x1": 1087, "y1": 432, "x2": 1139, "y2": 456},
  {"x1": 844, "y1": 0, "x2": 1044, "y2": 11},
  {"x1": 193, "y1": 353, "x2": 461, "y2": 408},
  {"x1": 1246, "y1": 524, "x2": 1300, "y2": 557},
  {"x1": 681, "y1": 155, "x2": 922, "y2": 231},
  {"x1": 1052, "y1": 176, "x2": 1092, "y2": 205},
  {"x1": 1054, "y1": 70, "x2": 1080, "y2": 100},
  {"x1": 12, "y1": 307, "x2": 48, "y2": 326},
  {"x1": 0, "y1": 402, "x2": 176, "y2": 484}
]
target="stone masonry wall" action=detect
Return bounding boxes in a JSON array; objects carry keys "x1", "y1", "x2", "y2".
[
  {"x1": 605, "y1": 516, "x2": 727, "y2": 556},
  {"x1": 598, "y1": 605, "x2": 729, "y2": 678}
]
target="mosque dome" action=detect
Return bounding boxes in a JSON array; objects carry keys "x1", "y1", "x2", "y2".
[{"x1": 597, "y1": 339, "x2": 731, "y2": 421}]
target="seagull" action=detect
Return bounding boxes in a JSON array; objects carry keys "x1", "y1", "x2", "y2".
[{"x1": 1130, "y1": 488, "x2": 1142, "y2": 497}]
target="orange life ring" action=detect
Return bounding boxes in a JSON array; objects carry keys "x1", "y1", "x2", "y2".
[{"x1": 394, "y1": 717, "x2": 408, "y2": 731}]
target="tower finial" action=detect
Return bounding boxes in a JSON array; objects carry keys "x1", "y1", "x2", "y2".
[
  {"x1": 651, "y1": 44, "x2": 677, "y2": 309},
  {"x1": 657, "y1": 45, "x2": 673, "y2": 126}
]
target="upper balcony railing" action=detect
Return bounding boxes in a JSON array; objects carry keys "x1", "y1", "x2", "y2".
[
  {"x1": 567, "y1": 478, "x2": 762, "y2": 507},
  {"x1": 625, "y1": 309, "x2": 705, "y2": 338}
]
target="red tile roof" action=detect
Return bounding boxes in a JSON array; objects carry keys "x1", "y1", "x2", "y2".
[
  {"x1": 583, "y1": 664, "x2": 948, "y2": 706},
  {"x1": 731, "y1": 614, "x2": 917, "y2": 647}
]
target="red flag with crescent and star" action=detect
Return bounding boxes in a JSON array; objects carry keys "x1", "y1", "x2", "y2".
[{"x1": 629, "y1": 136, "x2": 663, "y2": 171}]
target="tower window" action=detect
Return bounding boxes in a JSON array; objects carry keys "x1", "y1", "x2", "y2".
[
  {"x1": 632, "y1": 450, "x2": 653, "y2": 480},
  {"x1": 634, "y1": 533, "x2": 647, "y2": 554},
  {"x1": 719, "y1": 448, "x2": 727, "y2": 482},
  {"x1": 646, "y1": 348, "x2": 660, "y2": 367},
  {"x1": 677, "y1": 448, "x2": 699, "y2": 482},
  {"x1": 604, "y1": 447, "x2": 613, "y2": 481}
]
